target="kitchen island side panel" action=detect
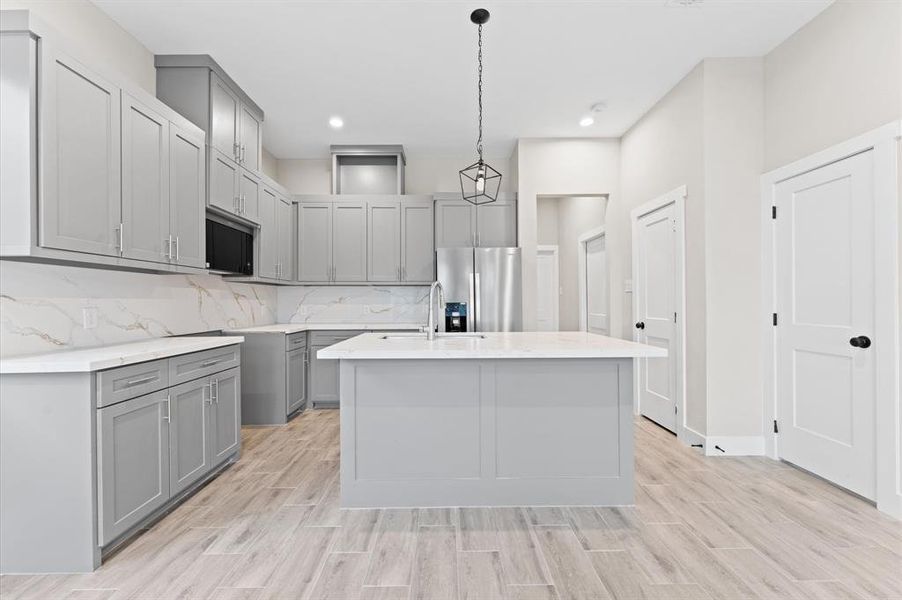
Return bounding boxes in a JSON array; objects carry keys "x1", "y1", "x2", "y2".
[{"x1": 339, "y1": 358, "x2": 634, "y2": 507}]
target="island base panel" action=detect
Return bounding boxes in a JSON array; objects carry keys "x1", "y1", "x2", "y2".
[{"x1": 340, "y1": 358, "x2": 634, "y2": 507}]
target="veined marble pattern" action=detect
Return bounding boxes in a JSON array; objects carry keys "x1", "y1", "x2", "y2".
[
  {"x1": 278, "y1": 285, "x2": 430, "y2": 325},
  {"x1": 0, "y1": 262, "x2": 277, "y2": 358}
]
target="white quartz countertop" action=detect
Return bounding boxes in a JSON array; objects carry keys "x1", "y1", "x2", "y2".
[
  {"x1": 225, "y1": 322, "x2": 424, "y2": 334},
  {"x1": 316, "y1": 331, "x2": 668, "y2": 360},
  {"x1": 0, "y1": 336, "x2": 245, "y2": 374}
]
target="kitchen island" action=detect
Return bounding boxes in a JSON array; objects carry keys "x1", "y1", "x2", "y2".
[{"x1": 318, "y1": 332, "x2": 666, "y2": 508}]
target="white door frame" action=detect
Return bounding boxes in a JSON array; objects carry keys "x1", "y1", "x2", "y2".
[
  {"x1": 577, "y1": 226, "x2": 606, "y2": 333},
  {"x1": 630, "y1": 186, "x2": 688, "y2": 443},
  {"x1": 536, "y1": 244, "x2": 560, "y2": 331},
  {"x1": 761, "y1": 121, "x2": 901, "y2": 518}
]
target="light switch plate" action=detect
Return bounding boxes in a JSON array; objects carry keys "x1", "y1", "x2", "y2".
[{"x1": 82, "y1": 307, "x2": 98, "y2": 330}]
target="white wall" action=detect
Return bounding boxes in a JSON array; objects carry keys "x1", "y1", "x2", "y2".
[
  {"x1": 514, "y1": 139, "x2": 621, "y2": 332},
  {"x1": 275, "y1": 156, "x2": 513, "y2": 195},
  {"x1": 764, "y1": 0, "x2": 902, "y2": 170},
  {"x1": 262, "y1": 147, "x2": 280, "y2": 183},
  {"x1": 2, "y1": 0, "x2": 156, "y2": 94},
  {"x1": 617, "y1": 63, "x2": 707, "y2": 434}
]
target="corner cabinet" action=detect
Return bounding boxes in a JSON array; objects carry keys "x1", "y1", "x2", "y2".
[
  {"x1": 0, "y1": 20, "x2": 207, "y2": 274},
  {"x1": 297, "y1": 195, "x2": 434, "y2": 284},
  {"x1": 235, "y1": 330, "x2": 308, "y2": 425},
  {"x1": 434, "y1": 193, "x2": 517, "y2": 248}
]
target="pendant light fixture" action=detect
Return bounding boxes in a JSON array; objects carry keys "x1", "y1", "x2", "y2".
[{"x1": 459, "y1": 8, "x2": 501, "y2": 205}]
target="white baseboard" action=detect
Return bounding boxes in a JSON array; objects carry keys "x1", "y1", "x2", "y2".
[
  {"x1": 680, "y1": 426, "x2": 706, "y2": 449},
  {"x1": 703, "y1": 436, "x2": 766, "y2": 457}
]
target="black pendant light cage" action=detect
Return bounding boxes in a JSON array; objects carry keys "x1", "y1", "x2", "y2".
[{"x1": 459, "y1": 8, "x2": 502, "y2": 205}]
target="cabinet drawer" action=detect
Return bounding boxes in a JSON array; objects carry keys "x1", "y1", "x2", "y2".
[
  {"x1": 169, "y1": 345, "x2": 240, "y2": 386},
  {"x1": 286, "y1": 332, "x2": 308, "y2": 351},
  {"x1": 97, "y1": 359, "x2": 169, "y2": 408},
  {"x1": 309, "y1": 330, "x2": 361, "y2": 346}
]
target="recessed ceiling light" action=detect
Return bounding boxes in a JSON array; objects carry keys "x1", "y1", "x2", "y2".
[
  {"x1": 590, "y1": 101, "x2": 607, "y2": 113},
  {"x1": 329, "y1": 116, "x2": 344, "y2": 129},
  {"x1": 579, "y1": 116, "x2": 595, "y2": 127}
]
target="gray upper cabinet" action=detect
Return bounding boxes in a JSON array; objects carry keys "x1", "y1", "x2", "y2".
[
  {"x1": 98, "y1": 390, "x2": 170, "y2": 546},
  {"x1": 39, "y1": 44, "x2": 122, "y2": 257},
  {"x1": 258, "y1": 186, "x2": 278, "y2": 279},
  {"x1": 168, "y1": 378, "x2": 211, "y2": 496},
  {"x1": 434, "y1": 199, "x2": 476, "y2": 248},
  {"x1": 297, "y1": 202, "x2": 333, "y2": 282},
  {"x1": 209, "y1": 149, "x2": 240, "y2": 214},
  {"x1": 277, "y1": 197, "x2": 294, "y2": 280},
  {"x1": 121, "y1": 93, "x2": 170, "y2": 264},
  {"x1": 434, "y1": 195, "x2": 517, "y2": 248},
  {"x1": 209, "y1": 72, "x2": 240, "y2": 162},
  {"x1": 367, "y1": 198, "x2": 401, "y2": 282},
  {"x1": 332, "y1": 201, "x2": 367, "y2": 282},
  {"x1": 401, "y1": 197, "x2": 435, "y2": 283},
  {"x1": 209, "y1": 367, "x2": 241, "y2": 465},
  {"x1": 168, "y1": 125, "x2": 206, "y2": 269},
  {"x1": 239, "y1": 105, "x2": 262, "y2": 173},
  {"x1": 239, "y1": 171, "x2": 260, "y2": 223},
  {"x1": 476, "y1": 199, "x2": 517, "y2": 247}
]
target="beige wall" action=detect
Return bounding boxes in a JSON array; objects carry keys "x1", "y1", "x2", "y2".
[
  {"x1": 617, "y1": 63, "x2": 707, "y2": 434},
  {"x1": 515, "y1": 138, "x2": 621, "y2": 333},
  {"x1": 274, "y1": 156, "x2": 513, "y2": 196},
  {"x1": 3, "y1": 0, "x2": 156, "y2": 94},
  {"x1": 764, "y1": 0, "x2": 902, "y2": 170}
]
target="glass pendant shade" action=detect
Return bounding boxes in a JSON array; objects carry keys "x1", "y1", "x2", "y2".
[{"x1": 459, "y1": 159, "x2": 502, "y2": 205}]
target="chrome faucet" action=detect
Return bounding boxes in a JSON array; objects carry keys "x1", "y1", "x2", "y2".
[{"x1": 426, "y1": 281, "x2": 444, "y2": 341}]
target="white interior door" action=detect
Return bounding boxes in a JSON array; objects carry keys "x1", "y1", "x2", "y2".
[
  {"x1": 536, "y1": 246, "x2": 559, "y2": 331},
  {"x1": 774, "y1": 150, "x2": 876, "y2": 500},
  {"x1": 635, "y1": 204, "x2": 677, "y2": 432},
  {"x1": 585, "y1": 235, "x2": 609, "y2": 335}
]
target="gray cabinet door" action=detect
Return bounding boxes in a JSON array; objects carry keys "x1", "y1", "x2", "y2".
[
  {"x1": 258, "y1": 186, "x2": 278, "y2": 279},
  {"x1": 39, "y1": 45, "x2": 121, "y2": 257},
  {"x1": 287, "y1": 347, "x2": 306, "y2": 414},
  {"x1": 297, "y1": 202, "x2": 333, "y2": 282},
  {"x1": 401, "y1": 199, "x2": 435, "y2": 282},
  {"x1": 239, "y1": 170, "x2": 260, "y2": 222},
  {"x1": 169, "y1": 124, "x2": 206, "y2": 269},
  {"x1": 209, "y1": 367, "x2": 241, "y2": 465},
  {"x1": 367, "y1": 198, "x2": 401, "y2": 282},
  {"x1": 476, "y1": 200, "x2": 517, "y2": 247},
  {"x1": 169, "y1": 378, "x2": 211, "y2": 496},
  {"x1": 238, "y1": 105, "x2": 262, "y2": 173},
  {"x1": 121, "y1": 92, "x2": 169, "y2": 264},
  {"x1": 434, "y1": 200, "x2": 476, "y2": 248},
  {"x1": 309, "y1": 346, "x2": 339, "y2": 407},
  {"x1": 332, "y1": 201, "x2": 367, "y2": 282},
  {"x1": 98, "y1": 390, "x2": 170, "y2": 546},
  {"x1": 277, "y1": 197, "x2": 294, "y2": 280},
  {"x1": 209, "y1": 149, "x2": 240, "y2": 214},
  {"x1": 209, "y1": 72, "x2": 239, "y2": 162}
]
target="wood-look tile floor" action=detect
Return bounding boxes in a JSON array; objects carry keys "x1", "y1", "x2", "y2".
[{"x1": 3, "y1": 410, "x2": 901, "y2": 599}]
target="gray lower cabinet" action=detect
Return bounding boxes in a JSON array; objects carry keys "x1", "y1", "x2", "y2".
[
  {"x1": 168, "y1": 378, "x2": 211, "y2": 496},
  {"x1": 98, "y1": 389, "x2": 170, "y2": 546},
  {"x1": 237, "y1": 332, "x2": 306, "y2": 424},
  {"x1": 309, "y1": 343, "x2": 340, "y2": 408},
  {"x1": 210, "y1": 368, "x2": 241, "y2": 463}
]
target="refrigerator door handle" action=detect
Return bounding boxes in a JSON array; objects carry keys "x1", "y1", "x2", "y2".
[
  {"x1": 473, "y1": 272, "x2": 481, "y2": 332},
  {"x1": 469, "y1": 272, "x2": 477, "y2": 332}
]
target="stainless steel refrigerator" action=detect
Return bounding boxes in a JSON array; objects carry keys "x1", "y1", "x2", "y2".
[{"x1": 436, "y1": 247, "x2": 522, "y2": 332}]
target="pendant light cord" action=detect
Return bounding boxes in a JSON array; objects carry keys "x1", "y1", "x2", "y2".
[{"x1": 477, "y1": 22, "x2": 484, "y2": 163}]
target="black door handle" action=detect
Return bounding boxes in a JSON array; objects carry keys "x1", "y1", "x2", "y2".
[
  {"x1": 850, "y1": 336, "x2": 871, "y2": 348},
  {"x1": 635, "y1": 322, "x2": 645, "y2": 330}
]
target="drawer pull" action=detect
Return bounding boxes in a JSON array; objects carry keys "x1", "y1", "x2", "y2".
[
  {"x1": 124, "y1": 375, "x2": 158, "y2": 387},
  {"x1": 201, "y1": 359, "x2": 221, "y2": 368}
]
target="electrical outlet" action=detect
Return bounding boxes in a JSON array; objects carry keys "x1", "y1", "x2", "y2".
[
  {"x1": 363, "y1": 306, "x2": 371, "y2": 314},
  {"x1": 82, "y1": 307, "x2": 98, "y2": 330}
]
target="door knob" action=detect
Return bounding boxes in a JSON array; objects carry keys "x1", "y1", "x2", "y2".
[
  {"x1": 849, "y1": 336, "x2": 871, "y2": 348},
  {"x1": 635, "y1": 322, "x2": 645, "y2": 330}
]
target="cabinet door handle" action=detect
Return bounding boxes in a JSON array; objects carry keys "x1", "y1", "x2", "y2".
[
  {"x1": 115, "y1": 225, "x2": 124, "y2": 255},
  {"x1": 212, "y1": 378, "x2": 219, "y2": 403},
  {"x1": 162, "y1": 395, "x2": 171, "y2": 422},
  {"x1": 234, "y1": 141, "x2": 240, "y2": 161},
  {"x1": 241, "y1": 144, "x2": 246, "y2": 164},
  {"x1": 174, "y1": 236, "x2": 179, "y2": 262},
  {"x1": 164, "y1": 235, "x2": 172, "y2": 260},
  {"x1": 205, "y1": 381, "x2": 213, "y2": 405}
]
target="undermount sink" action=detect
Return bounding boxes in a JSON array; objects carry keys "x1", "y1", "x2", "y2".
[{"x1": 379, "y1": 333, "x2": 486, "y2": 340}]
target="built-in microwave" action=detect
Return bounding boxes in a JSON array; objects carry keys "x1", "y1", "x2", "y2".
[{"x1": 206, "y1": 217, "x2": 253, "y2": 275}]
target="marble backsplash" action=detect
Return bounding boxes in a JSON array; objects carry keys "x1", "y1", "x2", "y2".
[
  {"x1": 278, "y1": 286, "x2": 430, "y2": 325},
  {"x1": 0, "y1": 261, "x2": 278, "y2": 358}
]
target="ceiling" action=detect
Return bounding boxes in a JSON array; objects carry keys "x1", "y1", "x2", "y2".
[{"x1": 92, "y1": 0, "x2": 831, "y2": 159}]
